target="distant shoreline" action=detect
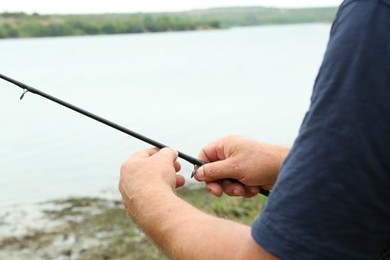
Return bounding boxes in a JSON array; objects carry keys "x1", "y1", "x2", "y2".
[{"x1": 0, "y1": 6, "x2": 337, "y2": 39}]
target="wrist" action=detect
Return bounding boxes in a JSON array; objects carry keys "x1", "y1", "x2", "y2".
[{"x1": 274, "y1": 145, "x2": 290, "y2": 170}]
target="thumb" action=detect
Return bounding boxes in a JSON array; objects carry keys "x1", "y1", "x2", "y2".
[
  {"x1": 153, "y1": 147, "x2": 178, "y2": 163},
  {"x1": 195, "y1": 159, "x2": 240, "y2": 182}
]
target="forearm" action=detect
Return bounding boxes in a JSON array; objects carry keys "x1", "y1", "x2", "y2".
[{"x1": 125, "y1": 185, "x2": 275, "y2": 259}]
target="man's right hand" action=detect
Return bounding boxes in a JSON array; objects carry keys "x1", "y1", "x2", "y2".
[{"x1": 194, "y1": 135, "x2": 289, "y2": 197}]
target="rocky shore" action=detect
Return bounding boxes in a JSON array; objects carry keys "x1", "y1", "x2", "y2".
[{"x1": 0, "y1": 186, "x2": 266, "y2": 259}]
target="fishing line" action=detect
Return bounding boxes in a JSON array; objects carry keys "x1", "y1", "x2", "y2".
[{"x1": 0, "y1": 73, "x2": 269, "y2": 197}]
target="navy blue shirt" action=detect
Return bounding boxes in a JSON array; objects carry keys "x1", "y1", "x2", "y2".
[{"x1": 252, "y1": 0, "x2": 390, "y2": 259}]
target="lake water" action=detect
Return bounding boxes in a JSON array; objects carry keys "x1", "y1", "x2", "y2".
[{"x1": 0, "y1": 24, "x2": 330, "y2": 209}]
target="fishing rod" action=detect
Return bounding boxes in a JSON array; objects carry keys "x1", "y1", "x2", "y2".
[{"x1": 0, "y1": 73, "x2": 269, "y2": 197}]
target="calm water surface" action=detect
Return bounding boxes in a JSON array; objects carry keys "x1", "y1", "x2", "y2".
[{"x1": 0, "y1": 24, "x2": 330, "y2": 208}]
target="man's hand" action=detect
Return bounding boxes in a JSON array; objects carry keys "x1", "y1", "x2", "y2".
[
  {"x1": 119, "y1": 147, "x2": 184, "y2": 219},
  {"x1": 118, "y1": 145, "x2": 278, "y2": 259},
  {"x1": 195, "y1": 135, "x2": 289, "y2": 197}
]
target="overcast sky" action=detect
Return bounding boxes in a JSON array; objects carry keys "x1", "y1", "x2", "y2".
[{"x1": 1, "y1": 0, "x2": 343, "y2": 14}]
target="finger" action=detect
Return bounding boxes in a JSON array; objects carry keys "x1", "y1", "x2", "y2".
[
  {"x1": 175, "y1": 175, "x2": 185, "y2": 189},
  {"x1": 133, "y1": 147, "x2": 160, "y2": 158},
  {"x1": 205, "y1": 182, "x2": 223, "y2": 197},
  {"x1": 198, "y1": 139, "x2": 225, "y2": 163},
  {"x1": 221, "y1": 181, "x2": 260, "y2": 198},
  {"x1": 152, "y1": 147, "x2": 178, "y2": 163},
  {"x1": 174, "y1": 160, "x2": 181, "y2": 172},
  {"x1": 243, "y1": 186, "x2": 260, "y2": 198},
  {"x1": 194, "y1": 159, "x2": 242, "y2": 183},
  {"x1": 221, "y1": 180, "x2": 246, "y2": 197}
]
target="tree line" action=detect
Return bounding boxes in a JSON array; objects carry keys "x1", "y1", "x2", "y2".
[
  {"x1": 0, "y1": 12, "x2": 221, "y2": 38},
  {"x1": 181, "y1": 7, "x2": 338, "y2": 27},
  {"x1": 0, "y1": 7, "x2": 338, "y2": 39}
]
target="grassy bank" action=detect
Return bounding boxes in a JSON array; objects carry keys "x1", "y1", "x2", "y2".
[
  {"x1": 0, "y1": 6, "x2": 338, "y2": 39},
  {"x1": 0, "y1": 186, "x2": 266, "y2": 259}
]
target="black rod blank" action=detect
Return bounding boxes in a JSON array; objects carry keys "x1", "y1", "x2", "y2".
[
  {"x1": 0, "y1": 73, "x2": 204, "y2": 166},
  {"x1": 0, "y1": 73, "x2": 269, "y2": 197}
]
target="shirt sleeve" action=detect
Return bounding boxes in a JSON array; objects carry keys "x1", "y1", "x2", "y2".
[{"x1": 252, "y1": 1, "x2": 390, "y2": 259}]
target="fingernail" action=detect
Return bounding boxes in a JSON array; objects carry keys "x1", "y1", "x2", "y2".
[
  {"x1": 196, "y1": 167, "x2": 205, "y2": 180},
  {"x1": 234, "y1": 189, "x2": 243, "y2": 196}
]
